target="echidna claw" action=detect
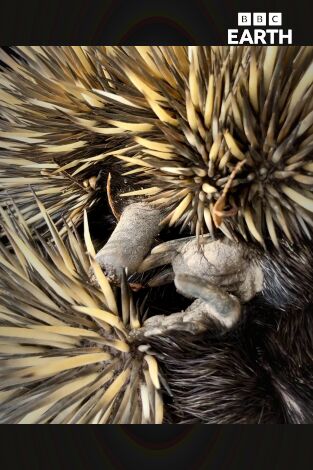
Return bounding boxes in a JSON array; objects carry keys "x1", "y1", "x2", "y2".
[
  {"x1": 150, "y1": 234, "x2": 212, "y2": 255},
  {"x1": 93, "y1": 202, "x2": 263, "y2": 339},
  {"x1": 140, "y1": 236, "x2": 264, "y2": 303},
  {"x1": 137, "y1": 251, "x2": 175, "y2": 273},
  {"x1": 147, "y1": 268, "x2": 175, "y2": 287},
  {"x1": 132, "y1": 236, "x2": 265, "y2": 338},
  {"x1": 132, "y1": 290, "x2": 241, "y2": 339},
  {"x1": 175, "y1": 274, "x2": 241, "y2": 327}
]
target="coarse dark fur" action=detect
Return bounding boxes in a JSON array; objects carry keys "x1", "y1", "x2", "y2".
[
  {"x1": 64, "y1": 162, "x2": 313, "y2": 425},
  {"x1": 128, "y1": 222, "x2": 313, "y2": 424},
  {"x1": 260, "y1": 240, "x2": 313, "y2": 310},
  {"x1": 146, "y1": 295, "x2": 313, "y2": 424},
  {"x1": 130, "y1": 235, "x2": 313, "y2": 424}
]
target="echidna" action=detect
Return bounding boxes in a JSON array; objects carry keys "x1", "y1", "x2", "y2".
[
  {"x1": 0, "y1": 46, "x2": 128, "y2": 236},
  {"x1": 2, "y1": 47, "x2": 313, "y2": 247},
  {"x1": 95, "y1": 46, "x2": 313, "y2": 247},
  {"x1": 87, "y1": 46, "x2": 313, "y2": 423},
  {"x1": 1, "y1": 46, "x2": 313, "y2": 424},
  {"x1": 0, "y1": 198, "x2": 163, "y2": 424},
  {"x1": 80, "y1": 46, "x2": 313, "y2": 310},
  {"x1": 146, "y1": 297, "x2": 313, "y2": 424}
]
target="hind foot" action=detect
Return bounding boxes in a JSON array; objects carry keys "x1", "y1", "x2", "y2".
[{"x1": 131, "y1": 273, "x2": 241, "y2": 339}]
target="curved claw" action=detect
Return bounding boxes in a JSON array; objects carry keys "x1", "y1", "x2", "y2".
[
  {"x1": 136, "y1": 251, "x2": 175, "y2": 273},
  {"x1": 174, "y1": 274, "x2": 241, "y2": 328},
  {"x1": 150, "y1": 234, "x2": 212, "y2": 255},
  {"x1": 130, "y1": 309, "x2": 206, "y2": 338},
  {"x1": 131, "y1": 294, "x2": 241, "y2": 339},
  {"x1": 147, "y1": 268, "x2": 175, "y2": 287},
  {"x1": 137, "y1": 234, "x2": 214, "y2": 281},
  {"x1": 131, "y1": 272, "x2": 242, "y2": 340}
]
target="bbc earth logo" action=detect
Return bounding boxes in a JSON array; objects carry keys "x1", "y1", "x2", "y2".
[{"x1": 228, "y1": 12, "x2": 292, "y2": 44}]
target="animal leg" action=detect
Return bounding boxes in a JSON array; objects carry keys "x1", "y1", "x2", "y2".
[
  {"x1": 95, "y1": 202, "x2": 162, "y2": 282},
  {"x1": 131, "y1": 273, "x2": 241, "y2": 339}
]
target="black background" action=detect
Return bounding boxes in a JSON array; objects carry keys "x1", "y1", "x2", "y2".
[
  {"x1": 0, "y1": 0, "x2": 311, "y2": 44},
  {"x1": 0, "y1": 425, "x2": 313, "y2": 468},
  {"x1": 0, "y1": 0, "x2": 313, "y2": 466}
]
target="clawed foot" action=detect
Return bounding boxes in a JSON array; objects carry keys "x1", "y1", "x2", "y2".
[
  {"x1": 138, "y1": 236, "x2": 264, "y2": 303},
  {"x1": 93, "y1": 202, "x2": 264, "y2": 337},
  {"x1": 130, "y1": 273, "x2": 241, "y2": 339}
]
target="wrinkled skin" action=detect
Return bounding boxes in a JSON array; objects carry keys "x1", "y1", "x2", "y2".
[{"x1": 95, "y1": 203, "x2": 264, "y2": 336}]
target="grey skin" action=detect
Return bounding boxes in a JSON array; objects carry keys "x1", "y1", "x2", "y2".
[
  {"x1": 95, "y1": 202, "x2": 264, "y2": 337},
  {"x1": 95, "y1": 202, "x2": 163, "y2": 281}
]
